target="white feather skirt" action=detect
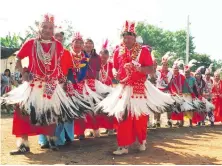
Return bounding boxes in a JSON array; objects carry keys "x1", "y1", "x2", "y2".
[
  {"x1": 204, "y1": 98, "x2": 215, "y2": 112},
  {"x1": 180, "y1": 94, "x2": 196, "y2": 112},
  {"x1": 1, "y1": 81, "x2": 86, "y2": 125},
  {"x1": 199, "y1": 97, "x2": 215, "y2": 113},
  {"x1": 82, "y1": 80, "x2": 113, "y2": 109},
  {"x1": 96, "y1": 80, "x2": 176, "y2": 121}
]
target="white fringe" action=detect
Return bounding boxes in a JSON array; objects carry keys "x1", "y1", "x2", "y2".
[
  {"x1": 96, "y1": 80, "x2": 176, "y2": 121},
  {"x1": 82, "y1": 80, "x2": 113, "y2": 109},
  {"x1": 180, "y1": 94, "x2": 195, "y2": 112},
  {"x1": 1, "y1": 81, "x2": 81, "y2": 125},
  {"x1": 202, "y1": 97, "x2": 215, "y2": 113}
]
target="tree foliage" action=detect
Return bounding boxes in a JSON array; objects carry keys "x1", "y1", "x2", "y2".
[
  {"x1": 1, "y1": 33, "x2": 22, "y2": 48},
  {"x1": 136, "y1": 22, "x2": 220, "y2": 72}
]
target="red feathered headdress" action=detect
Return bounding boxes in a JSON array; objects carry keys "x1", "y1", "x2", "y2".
[
  {"x1": 72, "y1": 32, "x2": 83, "y2": 42},
  {"x1": 102, "y1": 39, "x2": 108, "y2": 49},
  {"x1": 41, "y1": 13, "x2": 54, "y2": 24},
  {"x1": 184, "y1": 59, "x2": 197, "y2": 71},
  {"x1": 122, "y1": 20, "x2": 136, "y2": 34}
]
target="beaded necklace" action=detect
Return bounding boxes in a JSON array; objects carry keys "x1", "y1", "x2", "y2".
[{"x1": 99, "y1": 62, "x2": 109, "y2": 83}]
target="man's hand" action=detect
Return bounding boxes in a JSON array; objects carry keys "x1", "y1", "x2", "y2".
[
  {"x1": 136, "y1": 66, "x2": 154, "y2": 74},
  {"x1": 112, "y1": 68, "x2": 119, "y2": 80},
  {"x1": 124, "y1": 63, "x2": 133, "y2": 69},
  {"x1": 22, "y1": 72, "x2": 29, "y2": 81},
  {"x1": 15, "y1": 58, "x2": 23, "y2": 73},
  {"x1": 163, "y1": 77, "x2": 168, "y2": 84}
]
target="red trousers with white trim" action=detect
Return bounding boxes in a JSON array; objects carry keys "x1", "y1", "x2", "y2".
[
  {"x1": 116, "y1": 114, "x2": 148, "y2": 147},
  {"x1": 74, "y1": 114, "x2": 99, "y2": 136},
  {"x1": 12, "y1": 109, "x2": 55, "y2": 137}
]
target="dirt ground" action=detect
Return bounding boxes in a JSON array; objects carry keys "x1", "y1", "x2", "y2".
[{"x1": 1, "y1": 114, "x2": 222, "y2": 165}]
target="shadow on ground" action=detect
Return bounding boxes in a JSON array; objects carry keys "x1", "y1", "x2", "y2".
[
  {"x1": 1, "y1": 115, "x2": 222, "y2": 165},
  {"x1": 23, "y1": 126, "x2": 222, "y2": 165}
]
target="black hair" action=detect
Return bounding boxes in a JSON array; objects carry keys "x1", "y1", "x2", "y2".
[
  {"x1": 100, "y1": 49, "x2": 109, "y2": 56},
  {"x1": 122, "y1": 32, "x2": 136, "y2": 37},
  {"x1": 4, "y1": 69, "x2": 11, "y2": 77},
  {"x1": 85, "y1": 38, "x2": 94, "y2": 45}
]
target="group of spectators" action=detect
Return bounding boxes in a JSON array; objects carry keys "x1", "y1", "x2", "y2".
[{"x1": 1, "y1": 69, "x2": 25, "y2": 113}]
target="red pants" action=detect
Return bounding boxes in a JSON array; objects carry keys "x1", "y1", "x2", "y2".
[
  {"x1": 74, "y1": 114, "x2": 99, "y2": 136},
  {"x1": 12, "y1": 109, "x2": 55, "y2": 137},
  {"x1": 192, "y1": 112, "x2": 204, "y2": 124},
  {"x1": 171, "y1": 112, "x2": 184, "y2": 121},
  {"x1": 74, "y1": 114, "x2": 119, "y2": 136},
  {"x1": 95, "y1": 114, "x2": 114, "y2": 130},
  {"x1": 117, "y1": 114, "x2": 148, "y2": 147},
  {"x1": 74, "y1": 118, "x2": 86, "y2": 135}
]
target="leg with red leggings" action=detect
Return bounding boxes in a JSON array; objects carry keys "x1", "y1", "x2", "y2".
[
  {"x1": 11, "y1": 109, "x2": 56, "y2": 155},
  {"x1": 114, "y1": 114, "x2": 148, "y2": 155},
  {"x1": 85, "y1": 114, "x2": 100, "y2": 137},
  {"x1": 74, "y1": 118, "x2": 86, "y2": 140},
  {"x1": 117, "y1": 114, "x2": 135, "y2": 147},
  {"x1": 134, "y1": 115, "x2": 148, "y2": 145}
]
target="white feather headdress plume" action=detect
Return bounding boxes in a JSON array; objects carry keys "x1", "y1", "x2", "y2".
[
  {"x1": 161, "y1": 52, "x2": 176, "y2": 63},
  {"x1": 214, "y1": 68, "x2": 222, "y2": 75},
  {"x1": 184, "y1": 59, "x2": 198, "y2": 71},
  {"x1": 195, "y1": 66, "x2": 205, "y2": 74},
  {"x1": 172, "y1": 58, "x2": 184, "y2": 69},
  {"x1": 205, "y1": 63, "x2": 214, "y2": 74}
]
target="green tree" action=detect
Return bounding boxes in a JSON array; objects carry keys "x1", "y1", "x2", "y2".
[
  {"x1": 1, "y1": 33, "x2": 33, "y2": 48},
  {"x1": 1, "y1": 33, "x2": 21, "y2": 48},
  {"x1": 189, "y1": 53, "x2": 213, "y2": 71},
  {"x1": 173, "y1": 30, "x2": 195, "y2": 60},
  {"x1": 136, "y1": 22, "x2": 196, "y2": 63},
  {"x1": 61, "y1": 20, "x2": 74, "y2": 49}
]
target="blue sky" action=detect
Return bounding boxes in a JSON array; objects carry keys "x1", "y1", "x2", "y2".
[{"x1": 0, "y1": 0, "x2": 221, "y2": 60}]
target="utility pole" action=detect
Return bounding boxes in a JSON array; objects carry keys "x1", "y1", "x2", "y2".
[{"x1": 185, "y1": 15, "x2": 190, "y2": 65}]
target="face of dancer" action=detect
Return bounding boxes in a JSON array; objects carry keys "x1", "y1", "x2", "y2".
[
  {"x1": 72, "y1": 39, "x2": 84, "y2": 53},
  {"x1": 39, "y1": 22, "x2": 54, "y2": 40},
  {"x1": 123, "y1": 35, "x2": 136, "y2": 49},
  {"x1": 206, "y1": 73, "x2": 211, "y2": 80},
  {"x1": 173, "y1": 68, "x2": 179, "y2": 75},
  {"x1": 100, "y1": 50, "x2": 109, "y2": 64},
  {"x1": 84, "y1": 40, "x2": 94, "y2": 53},
  {"x1": 214, "y1": 73, "x2": 220, "y2": 82},
  {"x1": 162, "y1": 62, "x2": 168, "y2": 71},
  {"x1": 55, "y1": 32, "x2": 64, "y2": 43},
  {"x1": 195, "y1": 73, "x2": 201, "y2": 80},
  {"x1": 185, "y1": 70, "x2": 190, "y2": 78}
]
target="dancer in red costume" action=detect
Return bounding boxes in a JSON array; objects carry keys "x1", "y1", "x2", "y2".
[
  {"x1": 96, "y1": 21, "x2": 176, "y2": 155},
  {"x1": 212, "y1": 69, "x2": 222, "y2": 123},
  {"x1": 169, "y1": 59, "x2": 185, "y2": 127},
  {"x1": 60, "y1": 32, "x2": 93, "y2": 140},
  {"x1": 203, "y1": 64, "x2": 215, "y2": 126},
  {"x1": 96, "y1": 39, "x2": 117, "y2": 135},
  {"x1": 192, "y1": 67, "x2": 206, "y2": 125},
  {"x1": 79, "y1": 38, "x2": 113, "y2": 138},
  {"x1": 1, "y1": 14, "x2": 81, "y2": 155},
  {"x1": 155, "y1": 52, "x2": 174, "y2": 127}
]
